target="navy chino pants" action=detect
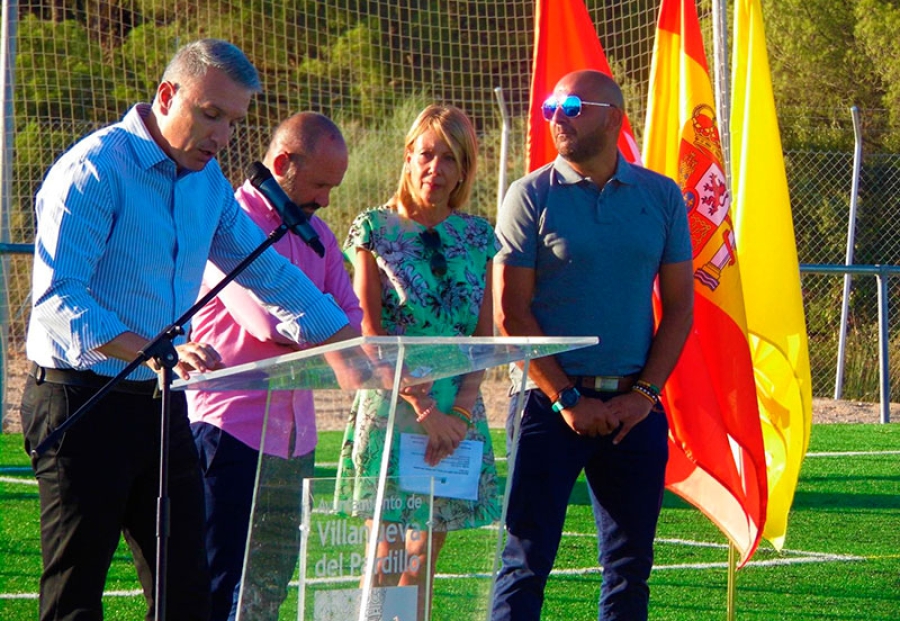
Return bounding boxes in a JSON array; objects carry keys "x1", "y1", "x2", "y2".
[
  {"x1": 192, "y1": 421, "x2": 314, "y2": 621},
  {"x1": 491, "y1": 388, "x2": 668, "y2": 621}
]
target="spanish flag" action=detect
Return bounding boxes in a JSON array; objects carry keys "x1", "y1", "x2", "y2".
[
  {"x1": 526, "y1": 0, "x2": 641, "y2": 171},
  {"x1": 643, "y1": 0, "x2": 768, "y2": 565},
  {"x1": 731, "y1": 0, "x2": 813, "y2": 550}
]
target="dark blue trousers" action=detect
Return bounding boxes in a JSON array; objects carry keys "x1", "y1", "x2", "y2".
[
  {"x1": 192, "y1": 422, "x2": 314, "y2": 621},
  {"x1": 491, "y1": 389, "x2": 668, "y2": 621}
]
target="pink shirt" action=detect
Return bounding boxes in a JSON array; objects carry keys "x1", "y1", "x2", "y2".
[{"x1": 186, "y1": 181, "x2": 362, "y2": 457}]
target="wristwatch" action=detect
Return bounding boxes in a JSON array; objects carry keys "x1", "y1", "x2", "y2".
[{"x1": 551, "y1": 386, "x2": 582, "y2": 413}]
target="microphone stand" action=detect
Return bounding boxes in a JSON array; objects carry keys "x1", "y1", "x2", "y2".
[{"x1": 32, "y1": 223, "x2": 292, "y2": 621}]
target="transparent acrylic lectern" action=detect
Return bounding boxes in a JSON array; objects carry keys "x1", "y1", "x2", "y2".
[{"x1": 174, "y1": 335, "x2": 596, "y2": 621}]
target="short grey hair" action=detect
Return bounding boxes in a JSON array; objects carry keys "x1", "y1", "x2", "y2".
[{"x1": 162, "y1": 39, "x2": 261, "y2": 93}]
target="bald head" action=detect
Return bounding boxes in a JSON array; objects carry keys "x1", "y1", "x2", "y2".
[
  {"x1": 263, "y1": 112, "x2": 348, "y2": 217},
  {"x1": 549, "y1": 70, "x2": 624, "y2": 179},
  {"x1": 264, "y1": 111, "x2": 346, "y2": 167},
  {"x1": 555, "y1": 70, "x2": 625, "y2": 110}
]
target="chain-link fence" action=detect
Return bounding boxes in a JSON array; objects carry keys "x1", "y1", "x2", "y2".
[
  {"x1": 4, "y1": 143, "x2": 898, "y2": 428},
  {"x1": 788, "y1": 150, "x2": 900, "y2": 403},
  {"x1": 2, "y1": 1, "x2": 899, "y2": 431}
]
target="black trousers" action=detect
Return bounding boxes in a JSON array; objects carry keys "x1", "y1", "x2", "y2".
[{"x1": 20, "y1": 373, "x2": 211, "y2": 621}]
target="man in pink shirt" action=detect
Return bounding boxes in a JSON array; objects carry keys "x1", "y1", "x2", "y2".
[{"x1": 187, "y1": 112, "x2": 363, "y2": 621}]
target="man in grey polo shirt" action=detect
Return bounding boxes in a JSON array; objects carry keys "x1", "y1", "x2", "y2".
[{"x1": 491, "y1": 70, "x2": 694, "y2": 621}]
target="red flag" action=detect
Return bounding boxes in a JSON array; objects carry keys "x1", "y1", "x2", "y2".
[
  {"x1": 527, "y1": 0, "x2": 641, "y2": 171},
  {"x1": 643, "y1": 0, "x2": 768, "y2": 565}
]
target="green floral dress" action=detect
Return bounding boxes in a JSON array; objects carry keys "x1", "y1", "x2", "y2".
[{"x1": 335, "y1": 207, "x2": 501, "y2": 531}]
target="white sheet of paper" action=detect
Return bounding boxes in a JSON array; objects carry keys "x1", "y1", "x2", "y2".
[
  {"x1": 398, "y1": 433, "x2": 483, "y2": 500},
  {"x1": 314, "y1": 585, "x2": 418, "y2": 621}
]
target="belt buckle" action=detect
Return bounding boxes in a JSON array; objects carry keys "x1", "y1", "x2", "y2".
[{"x1": 594, "y1": 376, "x2": 620, "y2": 391}]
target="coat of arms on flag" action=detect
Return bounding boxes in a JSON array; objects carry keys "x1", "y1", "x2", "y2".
[{"x1": 678, "y1": 103, "x2": 734, "y2": 291}]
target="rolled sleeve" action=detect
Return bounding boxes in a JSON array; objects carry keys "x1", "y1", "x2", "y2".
[{"x1": 272, "y1": 292, "x2": 349, "y2": 345}]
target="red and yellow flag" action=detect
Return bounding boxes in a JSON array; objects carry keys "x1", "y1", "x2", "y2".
[
  {"x1": 731, "y1": 0, "x2": 812, "y2": 550},
  {"x1": 526, "y1": 0, "x2": 641, "y2": 171},
  {"x1": 643, "y1": 0, "x2": 768, "y2": 565}
]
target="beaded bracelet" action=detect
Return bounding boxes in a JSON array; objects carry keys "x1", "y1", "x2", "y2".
[
  {"x1": 416, "y1": 400, "x2": 439, "y2": 423},
  {"x1": 635, "y1": 379, "x2": 661, "y2": 398},
  {"x1": 631, "y1": 384, "x2": 658, "y2": 405}
]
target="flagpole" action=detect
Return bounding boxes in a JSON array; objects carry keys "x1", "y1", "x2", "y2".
[
  {"x1": 711, "y1": 0, "x2": 731, "y2": 182},
  {"x1": 727, "y1": 543, "x2": 737, "y2": 620},
  {"x1": 712, "y1": 2, "x2": 740, "y2": 618}
]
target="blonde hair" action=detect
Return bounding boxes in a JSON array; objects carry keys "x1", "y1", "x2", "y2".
[{"x1": 390, "y1": 104, "x2": 478, "y2": 211}]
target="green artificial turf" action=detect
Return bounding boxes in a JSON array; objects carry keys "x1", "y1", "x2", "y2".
[{"x1": 1, "y1": 424, "x2": 897, "y2": 620}]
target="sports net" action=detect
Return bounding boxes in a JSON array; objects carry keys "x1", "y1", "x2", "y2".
[{"x1": 3, "y1": 1, "x2": 664, "y2": 428}]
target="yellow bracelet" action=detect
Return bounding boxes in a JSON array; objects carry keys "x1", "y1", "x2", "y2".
[
  {"x1": 446, "y1": 409, "x2": 472, "y2": 427},
  {"x1": 451, "y1": 405, "x2": 472, "y2": 421}
]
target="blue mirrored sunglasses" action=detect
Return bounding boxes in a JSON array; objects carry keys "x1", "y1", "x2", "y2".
[{"x1": 541, "y1": 95, "x2": 617, "y2": 121}]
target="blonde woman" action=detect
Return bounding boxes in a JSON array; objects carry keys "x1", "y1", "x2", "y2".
[{"x1": 337, "y1": 104, "x2": 500, "y2": 618}]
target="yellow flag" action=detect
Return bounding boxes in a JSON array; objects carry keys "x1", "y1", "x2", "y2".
[{"x1": 731, "y1": 0, "x2": 813, "y2": 549}]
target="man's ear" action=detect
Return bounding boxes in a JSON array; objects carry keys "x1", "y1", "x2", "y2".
[
  {"x1": 607, "y1": 106, "x2": 625, "y2": 133},
  {"x1": 157, "y1": 81, "x2": 178, "y2": 114},
  {"x1": 271, "y1": 152, "x2": 292, "y2": 176}
]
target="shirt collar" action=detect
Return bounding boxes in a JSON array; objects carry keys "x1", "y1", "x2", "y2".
[
  {"x1": 236, "y1": 180, "x2": 281, "y2": 223},
  {"x1": 237, "y1": 179, "x2": 325, "y2": 227},
  {"x1": 124, "y1": 104, "x2": 177, "y2": 172},
  {"x1": 550, "y1": 151, "x2": 636, "y2": 187}
]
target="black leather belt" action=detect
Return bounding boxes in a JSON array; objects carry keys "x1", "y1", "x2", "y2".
[
  {"x1": 30, "y1": 363, "x2": 158, "y2": 396},
  {"x1": 573, "y1": 374, "x2": 637, "y2": 393}
]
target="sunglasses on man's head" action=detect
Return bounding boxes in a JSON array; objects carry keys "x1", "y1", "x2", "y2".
[
  {"x1": 541, "y1": 95, "x2": 617, "y2": 121},
  {"x1": 419, "y1": 230, "x2": 448, "y2": 278}
]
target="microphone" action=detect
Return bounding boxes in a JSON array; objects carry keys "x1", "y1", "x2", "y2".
[{"x1": 247, "y1": 161, "x2": 326, "y2": 258}]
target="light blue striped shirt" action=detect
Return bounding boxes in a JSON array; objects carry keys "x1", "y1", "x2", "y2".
[{"x1": 27, "y1": 104, "x2": 349, "y2": 380}]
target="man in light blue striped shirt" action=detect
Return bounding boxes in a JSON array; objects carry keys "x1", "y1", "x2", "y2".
[{"x1": 20, "y1": 38, "x2": 357, "y2": 621}]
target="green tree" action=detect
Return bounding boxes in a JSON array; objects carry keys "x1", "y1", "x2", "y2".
[
  {"x1": 762, "y1": 0, "x2": 900, "y2": 151},
  {"x1": 854, "y1": 0, "x2": 900, "y2": 151},
  {"x1": 15, "y1": 14, "x2": 118, "y2": 122}
]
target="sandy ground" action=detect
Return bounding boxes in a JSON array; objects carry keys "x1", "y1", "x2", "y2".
[
  {"x1": 2, "y1": 358, "x2": 894, "y2": 434},
  {"x1": 309, "y1": 386, "x2": 897, "y2": 431}
]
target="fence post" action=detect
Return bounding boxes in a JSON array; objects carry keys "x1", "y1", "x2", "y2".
[
  {"x1": 493, "y1": 87, "x2": 510, "y2": 211},
  {"x1": 835, "y1": 106, "x2": 863, "y2": 399},
  {"x1": 0, "y1": 0, "x2": 18, "y2": 432},
  {"x1": 876, "y1": 267, "x2": 891, "y2": 423},
  {"x1": 803, "y1": 263, "x2": 895, "y2": 423}
]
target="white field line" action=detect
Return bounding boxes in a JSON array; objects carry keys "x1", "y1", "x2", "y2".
[
  {"x1": 3, "y1": 449, "x2": 897, "y2": 480},
  {"x1": 805, "y1": 450, "x2": 900, "y2": 458},
  {"x1": 1, "y1": 589, "x2": 141, "y2": 600},
  {"x1": 0, "y1": 449, "x2": 888, "y2": 599},
  {"x1": 0, "y1": 537, "x2": 867, "y2": 600},
  {"x1": 313, "y1": 448, "x2": 899, "y2": 469},
  {"x1": 7, "y1": 446, "x2": 897, "y2": 486}
]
